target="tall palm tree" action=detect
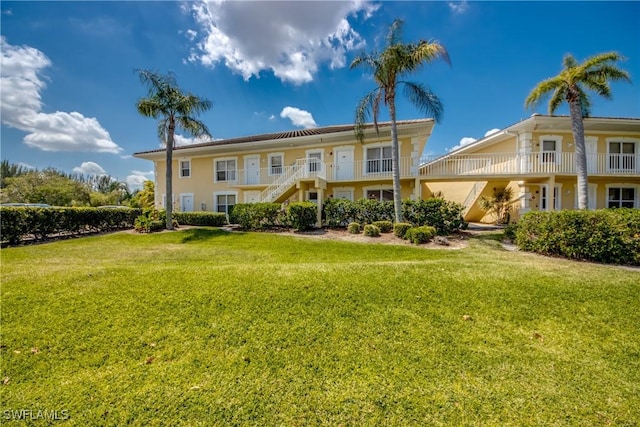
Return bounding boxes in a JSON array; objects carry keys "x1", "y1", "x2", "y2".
[
  {"x1": 525, "y1": 52, "x2": 630, "y2": 210},
  {"x1": 351, "y1": 19, "x2": 450, "y2": 223},
  {"x1": 136, "y1": 70, "x2": 212, "y2": 229}
]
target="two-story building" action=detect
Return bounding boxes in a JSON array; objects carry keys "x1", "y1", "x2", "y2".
[
  {"x1": 133, "y1": 119, "x2": 435, "y2": 224},
  {"x1": 133, "y1": 115, "x2": 640, "y2": 224}
]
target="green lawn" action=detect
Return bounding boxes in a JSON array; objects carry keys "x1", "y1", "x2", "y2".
[{"x1": 1, "y1": 229, "x2": 638, "y2": 425}]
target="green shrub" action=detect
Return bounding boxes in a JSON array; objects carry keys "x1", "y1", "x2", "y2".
[
  {"x1": 323, "y1": 198, "x2": 359, "y2": 227},
  {"x1": 0, "y1": 206, "x2": 141, "y2": 244},
  {"x1": 372, "y1": 220, "x2": 393, "y2": 233},
  {"x1": 393, "y1": 222, "x2": 413, "y2": 239},
  {"x1": 355, "y1": 198, "x2": 394, "y2": 225},
  {"x1": 173, "y1": 212, "x2": 227, "y2": 227},
  {"x1": 363, "y1": 224, "x2": 380, "y2": 237},
  {"x1": 287, "y1": 202, "x2": 317, "y2": 231},
  {"x1": 347, "y1": 222, "x2": 361, "y2": 234},
  {"x1": 503, "y1": 222, "x2": 519, "y2": 241},
  {"x1": 516, "y1": 209, "x2": 640, "y2": 266},
  {"x1": 402, "y1": 198, "x2": 467, "y2": 235},
  {"x1": 229, "y1": 203, "x2": 282, "y2": 230},
  {"x1": 405, "y1": 226, "x2": 436, "y2": 244}
]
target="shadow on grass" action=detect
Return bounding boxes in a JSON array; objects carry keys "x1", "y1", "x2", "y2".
[
  {"x1": 468, "y1": 232, "x2": 505, "y2": 249},
  {"x1": 179, "y1": 228, "x2": 243, "y2": 244}
]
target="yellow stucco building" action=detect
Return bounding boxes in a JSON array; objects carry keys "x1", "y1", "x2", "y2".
[{"x1": 134, "y1": 115, "x2": 640, "y2": 223}]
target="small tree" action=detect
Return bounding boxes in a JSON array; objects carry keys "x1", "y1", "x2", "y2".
[{"x1": 479, "y1": 187, "x2": 519, "y2": 224}]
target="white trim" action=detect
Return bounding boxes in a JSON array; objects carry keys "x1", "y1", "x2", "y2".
[
  {"x1": 213, "y1": 191, "x2": 238, "y2": 215},
  {"x1": 538, "y1": 134, "x2": 562, "y2": 165},
  {"x1": 178, "y1": 159, "x2": 191, "y2": 179},
  {"x1": 267, "y1": 152, "x2": 284, "y2": 176},
  {"x1": 213, "y1": 157, "x2": 238, "y2": 183},
  {"x1": 179, "y1": 193, "x2": 194, "y2": 212},
  {"x1": 363, "y1": 184, "x2": 394, "y2": 201},
  {"x1": 305, "y1": 190, "x2": 319, "y2": 204},
  {"x1": 574, "y1": 183, "x2": 598, "y2": 210},
  {"x1": 305, "y1": 149, "x2": 324, "y2": 175},
  {"x1": 333, "y1": 146, "x2": 355, "y2": 181},
  {"x1": 244, "y1": 155, "x2": 261, "y2": 185},
  {"x1": 243, "y1": 190, "x2": 261, "y2": 203},
  {"x1": 364, "y1": 142, "x2": 393, "y2": 175},
  {"x1": 540, "y1": 184, "x2": 562, "y2": 211},
  {"x1": 605, "y1": 137, "x2": 638, "y2": 173},
  {"x1": 605, "y1": 183, "x2": 640, "y2": 209}
]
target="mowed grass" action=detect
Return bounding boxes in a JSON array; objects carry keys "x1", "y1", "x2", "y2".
[{"x1": 1, "y1": 229, "x2": 639, "y2": 426}]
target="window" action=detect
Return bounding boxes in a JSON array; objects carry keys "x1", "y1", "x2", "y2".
[
  {"x1": 179, "y1": 160, "x2": 191, "y2": 178},
  {"x1": 365, "y1": 189, "x2": 394, "y2": 201},
  {"x1": 366, "y1": 146, "x2": 392, "y2": 173},
  {"x1": 216, "y1": 193, "x2": 237, "y2": 215},
  {"x1": 215, "y1": 159, "x2": 237, "y2": 182},
  {"x1": 608, "y1": 187, "x2": 635, "y2": 208},
  {"x1": 269, "y1": 153, "x2": 283, "y2": 175},
  {"x1": 307, "y1": 191, "x2": 319, "y2": 204},
  {"x1": 608, "y1": 141, "x2": 636, "y2": 171},
  {"x1": 541, "y1": 185, "x2": 561, "y2": 211}
]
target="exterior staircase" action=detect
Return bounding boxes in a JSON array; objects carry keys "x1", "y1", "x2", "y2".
[
  {"x1": 259, "y1": 159, "x2": 307, "y2": 203},
  {"x1": 461, "y1": 181, "x2": 488, "y2": 217}
]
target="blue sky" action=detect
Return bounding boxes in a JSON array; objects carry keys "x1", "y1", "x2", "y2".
[{"x1": 1, "y1": 1, "x2": 639, "y2": 189}]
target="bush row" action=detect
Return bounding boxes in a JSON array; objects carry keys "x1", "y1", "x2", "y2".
[
  {"x1": 515, "y1": 209, "x2": 640, "y2": 266},
  {"x1": 172, "y1": 211, "x2": 227, "y2": 227},
  {"x1": 230, "y1": 202, "x2": 317, "y2": 231},
  {"x1": 1, "y1": 207, "x2": 142, "y2": 245},
  {"x1": 323, "y1": 197, "x2": 467, "y2": 234}
]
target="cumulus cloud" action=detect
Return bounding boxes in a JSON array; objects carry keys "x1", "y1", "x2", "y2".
[
  {"x1": 174, "y1": 134, "x2": 211, "y2": 146},
  {"x1": 73, "y1": 161, "x2": 107, "y2": 176},
  {"x1": 0, "y1": 37, "x2": 122, "y2": 153},
  {"x1": 126, "y1": 170, "x2": 154, "y2": 190},
  {"x1": 187, "y1": 0, "x2": 373, "y2": 84},
  {"x1": 448, "y1": 137, "x2": 477, "y2": 152},
  {"x1": 448, "y1": 1, "x2": 469, "y2": 14},
  {"x1": 484, "y1": 128, "x2": 501, "y2": 137},
  {"x1": 280, "y1": 107, "x2": 317, "y2": 129}
]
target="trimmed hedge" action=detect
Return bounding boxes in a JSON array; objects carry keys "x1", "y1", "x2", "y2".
[
  {"x1": 323, "y1": 198, "x2": 393, "y2": 227},
  {"x1": 393, "y1": 222, "x2": 412, "y2": 239},
  {"x1": 173, "y1": 212, "x2": 227, "y2": 227},
  {"x1": 229, "y1": 203, "x2": 282, "y2": 230},
  {"x1": 403, "y1": 198, "x2": 467, "y2": 235},
  {"x1": 515, "y1": 209, "x2": 640, "y2": 266},
  {"x1": 405, "y1": 225, "x2": 437, "y2": 244},
  {"x1": 287, "y1": 202, "x2": 317, "y2": 231},
  {"x1": 1, "y1": 207, "x2": 141, "y2": 245},
  {"x1": 347, "y1": 222, "x2": 361, "y2": 234},
  {"x1": 372, "y1": 220, "x2": 393, "y2": 233},
  {"x1": 363, "y1": 224, "x2": 380, "y2": 237}
]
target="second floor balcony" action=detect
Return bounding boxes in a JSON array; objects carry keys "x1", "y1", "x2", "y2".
[{"x1": 224, "y1": 152, "x2": 639, "y2": 187}]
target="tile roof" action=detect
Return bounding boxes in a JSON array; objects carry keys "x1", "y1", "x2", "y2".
[{"x1": 134, "y1": 118, "x2": 433, "y2": 155}]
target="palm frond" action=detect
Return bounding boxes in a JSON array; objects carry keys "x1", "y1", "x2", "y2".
[
  {"x1": 386, "y1": 19, "x2": 404, "y2": 46},
  {"x1": 177, "y1": 117, "x2": 211, "y2": 139},
  {"x1": 562, "y1": 54, "x2": 578, "y2": 69},
  {"x1": 525, "y1": 77, "x2": 566, "y2": 110},
  {"x1": 547, "y1": 87, "x2": 566, "y2": 114},
  {"x1": 354, "y1": 89, "x2": 382, "y2": 143},
  {"x1": 136, "y1": 98, "x2": 163, "y2": 118},
  {"x1": 401, "y1": 81, "x2": 444, "y2": 123},
  {"x1": 581, "y1": 51, "x2": 624, "y2": 70},
  {"x1": 412, "y1": 40, "x2": 450, "y2": 67}
]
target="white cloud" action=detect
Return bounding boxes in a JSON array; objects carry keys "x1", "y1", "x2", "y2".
[
  {"x1": 484, "y1": 128, "x2": 501, "y2": 137},
  {"x1": 173, "y1": 134, "x2": 211, "y2": 146},
  {"x1": 187, "y1": 0, "x2": 372, "y2": 84},
  {"x1": 73, "y1": 161, "x2": 107, "y2": 176},
  {"x1": 448, "y1": 1, "x2": 469, "y2": 14},
  {"x1": 126, "y1": 170, "x2": 154, "y2": 190},
  {"x1": 280, "y1": 107, "x2": 317, "y2": 129},
  {"x1": 448, "y1": 136, "x2": 477, "y2": 152},
  {"x1": 185, "y1": 29, "x2": 198, "y2": 41},
  {"x1": 17, "y1": 162, "x2": 35, "y2": 170},
  {"x1": 269, "y1": 114, "x2": 275, "y2": 121},
  {"x1": 0, "y1": 37, "x2": 122, "y2": 154}
]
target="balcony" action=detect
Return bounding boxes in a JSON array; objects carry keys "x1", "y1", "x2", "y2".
[{"x1": 223, "y1": 152, "x2": 639, "y2": 187}]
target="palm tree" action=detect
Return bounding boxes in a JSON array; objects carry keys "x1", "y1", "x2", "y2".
[
  {"x1": 351, "y1": 19, "x2": 450, "y2": 223},
  {"x1": 525, "y1": 52, "x2": 630, "y2": 210},
  {"x1": 136, "y1": 70, "x2": 212, "y2": 229}
]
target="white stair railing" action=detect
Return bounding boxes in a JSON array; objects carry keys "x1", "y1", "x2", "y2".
[
  {"x1": 462, "y1": 181, "x2": 487, "y2": 214},
  {"x1": 259, "y1": 159, "x2": 306, "y2": 202}
]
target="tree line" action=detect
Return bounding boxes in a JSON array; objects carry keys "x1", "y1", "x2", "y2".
[{"x1": 0, "y1": 160, "x2": 154, "y2": 208}]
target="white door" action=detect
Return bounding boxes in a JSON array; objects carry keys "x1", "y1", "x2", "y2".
[
  {"x1": 181, "y1": 194, "x2": 194, "y2": 212},
  {"x1": 244, "y1": 191, "x2": 260, "y2": 203},
  {"x1": 335, "y1": 148, "x2": 354, "y2": 180},
  {"x1": 245, "y1": 155, "x2": 260, "y2": 185}
]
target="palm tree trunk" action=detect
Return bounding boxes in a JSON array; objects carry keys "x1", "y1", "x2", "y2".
[
  {"x1": 388, "y1": 99, "x2": 403, "y2": 223},
  {"x1": 569, "y1": 99, "x2": 589, "y2": 210},
  {"x1": 165, "y1": 118, "x2": 175, "y2": 230}
]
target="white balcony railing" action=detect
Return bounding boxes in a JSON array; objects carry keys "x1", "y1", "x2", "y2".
[{"x1": 221, "y1": 153, "x2": 639, "y2": 189}]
